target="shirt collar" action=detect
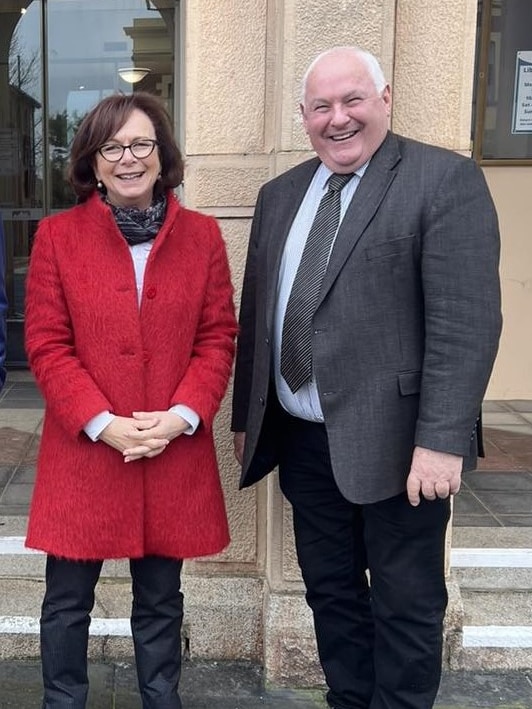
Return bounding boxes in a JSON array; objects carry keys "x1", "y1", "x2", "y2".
[{"x1": 317, "y1": 159, "x2": 370, "y2": 190}]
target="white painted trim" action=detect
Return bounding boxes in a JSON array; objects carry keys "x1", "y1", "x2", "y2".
[
  {"x1": 0, "y1": 537, "x2": 42, "y2": 555},
  {"x1": 0, "y1": 616, "x2": 131, "y2": 636},
  {"x1": 451, "y1": 548, "x2": 532, "y2": 568},
  {"x1": 463, "y1": 625, "x2": 532, "y2": 648},
  {"x1": 3, "y1": 617, "x2": 531, "y2": 648}
]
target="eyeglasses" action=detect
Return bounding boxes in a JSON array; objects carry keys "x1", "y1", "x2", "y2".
[{"x1": 98, "y1": 139, "x2": 158, "y2": 162}]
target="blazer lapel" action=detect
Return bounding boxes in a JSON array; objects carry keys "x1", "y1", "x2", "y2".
[{"x1": 318, "y1": 132, "x2": 401, "y2": 305}]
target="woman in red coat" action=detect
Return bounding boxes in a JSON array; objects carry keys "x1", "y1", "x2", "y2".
[{"x1": 24, "y1": 92, "x2": 237, "y2": 709}]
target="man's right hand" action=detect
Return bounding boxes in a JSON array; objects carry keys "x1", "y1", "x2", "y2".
[{"x1": 233, "y1": 432, "x2": 246, "y2": 465}]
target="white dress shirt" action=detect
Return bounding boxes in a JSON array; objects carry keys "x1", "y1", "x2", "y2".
[
  {"x1": 84, "y1": 240, "x2": 199, "y2": 441},
  {"x1": 273, "y1": 161, "x2": 368, "y2": 422}
]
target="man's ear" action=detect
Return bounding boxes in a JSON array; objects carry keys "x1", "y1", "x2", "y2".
[
  {"x1": 382, "y1": 85, "x2": 392, "y2": 116},
  {"x1": 300, "y1": 102, "x2": 308, "y2": 132}
]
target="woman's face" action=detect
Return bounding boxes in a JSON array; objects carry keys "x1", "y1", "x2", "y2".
[{"x1": 94, "y1": 108, "x2": 162, "y2": 210}]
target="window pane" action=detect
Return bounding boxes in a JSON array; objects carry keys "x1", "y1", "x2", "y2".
[
  {"x1": 47, "y1": 0, "x2": 176, "y2": 210},
  {"x1": 476, "y1": 0, "x2": 532, "y2": 160},
  {"x1": 0, "y1": 2, "x2": 44, "y2": 364}
]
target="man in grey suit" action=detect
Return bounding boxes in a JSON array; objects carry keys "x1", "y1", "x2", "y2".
[{"x1": 231, "y1": 46, "x2": 502, "y2": 709}]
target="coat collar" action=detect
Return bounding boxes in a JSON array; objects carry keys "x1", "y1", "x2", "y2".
[{"x1": 81, "y1": 189, "x2": 182, "y2": 255}]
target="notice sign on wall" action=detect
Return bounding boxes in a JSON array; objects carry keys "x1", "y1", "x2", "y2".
[{"x1": 512, "y1": 51, "x2": 532, "y2": 134}]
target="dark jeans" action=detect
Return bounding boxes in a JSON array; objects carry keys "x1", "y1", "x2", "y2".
[
  {"x1": 278, "y1": 416, "x2": 450, "y2": 709},
  {"x1": 40, "y1": 554, "x2": 183, "y2": 709}
]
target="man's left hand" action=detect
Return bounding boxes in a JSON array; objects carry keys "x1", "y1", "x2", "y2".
[{"x1": 406, "y1": 446, "x2": 462, "y2": 507}]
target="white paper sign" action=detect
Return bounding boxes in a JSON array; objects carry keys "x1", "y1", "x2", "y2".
[{"x1": 512, "y1": 51, "x2": 532, "y2": 134}]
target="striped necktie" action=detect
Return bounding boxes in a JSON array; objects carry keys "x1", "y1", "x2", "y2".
[{"x1": 281, "y1": 172, "x2": 354, "y2": 393}]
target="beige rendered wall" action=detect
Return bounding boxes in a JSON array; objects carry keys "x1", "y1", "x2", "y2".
[
  {"x1": 393, "y1": 0, "x2": 478, "y2": 152},
  {"x1": 394, "y1": 0, "x2": 532, "y2": 400},
  {"x1": 178, "y1": 0, "x2": 495, "y2": 685},
  {"x1": 482, "y1": 166, "x2": 532, "y2": 399}
]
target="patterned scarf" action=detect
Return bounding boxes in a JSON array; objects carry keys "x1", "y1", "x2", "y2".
[{"x1": 107, "y1": 194, "x2": 167, "y2": 246}]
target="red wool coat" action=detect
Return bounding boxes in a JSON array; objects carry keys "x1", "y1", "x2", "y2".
[{"x1": 24, "y1": 191, "x2": 237, "y2": 560}]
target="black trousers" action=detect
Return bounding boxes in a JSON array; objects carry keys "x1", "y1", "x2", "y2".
[
  {"x1": 40, "y1": 554, "x2": 183, "y2": 709},
  {"x1": 278, "y1": 416, "x2": 450, "y2": 709}
]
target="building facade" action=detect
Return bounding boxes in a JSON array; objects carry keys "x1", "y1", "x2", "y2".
[{"x1": 0, "y1": 0, "x2": 530, "y2": 684}]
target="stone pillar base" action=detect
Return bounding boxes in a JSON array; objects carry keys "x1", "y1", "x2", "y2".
[{"x1": 263, "y1": 586, "x2": 323, "y2": 687}]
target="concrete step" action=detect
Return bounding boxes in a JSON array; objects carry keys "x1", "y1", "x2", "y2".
[
  {"x1": 452, "y1": 526, "x2": 532, "y2": 549},
  {"x1": 453, "y1": 565, "x2": 532, "y2": 591},
  {"x1": 2, "y1": 524, "x2": 532, "y2": 672},
  {"x1": 0, "y1": 520, "x2": 130, "y2": 579},
  {"x1": 0, "y1": 529, "x2": 264, "y2": 663},
  {"x1": 450, "y1": 532, "x2": 532, "y2": 670},
  {"x1": 0, "y1": 576, "x2": 135, "y2": 660},
  {"x1": 461, "y1": 588, "x2": 532, "y2": 626},
  {"x1": 0, "y1": 521, "x2": 133, "y2": 659}
]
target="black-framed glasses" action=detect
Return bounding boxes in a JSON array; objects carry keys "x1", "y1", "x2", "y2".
[{"x1": 98, "y1": 139, "x2": 158, "y2": 162}]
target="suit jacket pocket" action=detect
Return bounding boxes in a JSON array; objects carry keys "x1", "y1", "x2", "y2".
[
  {"x1": 365, "y1": 234, "x2": 417, "y2": 260},
  {"x1": 398, "y1": 370, "x2": 422, "y2": 396}
]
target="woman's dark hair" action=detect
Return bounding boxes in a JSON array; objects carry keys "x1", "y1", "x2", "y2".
[{"x1": 68, "y1": 92, "x2": 184, "y2": 201}]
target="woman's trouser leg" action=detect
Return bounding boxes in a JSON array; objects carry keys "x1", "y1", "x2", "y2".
[
  {"x1": 130, "y1": 555, "x2": 184, "y2": 709},
  {"x1": 40, "y1": 555, "x2": 103, "y2": 709}
]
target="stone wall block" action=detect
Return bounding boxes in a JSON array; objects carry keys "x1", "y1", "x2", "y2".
[
  {"x1": 182, "y1": 576, "x2": 264, "y2": 660},
  {"x1": 185, "y1": 0, "x2": 268, "y2": 154},
  {"x1": 264, "y1": 590, "x2": 323, "y2": 687},
  {"x1": 393, "y1": 0, "x2": 477, "y2": 150},
  {"x1": 282, "y1": 0, "x2": 394, "y2": 151},
  {"x1": 185, "y1": 160, "x2": 269, "y2": 210}
]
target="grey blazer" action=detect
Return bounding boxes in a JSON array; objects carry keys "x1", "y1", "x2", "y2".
[{"x1": 232, "y1": 132, "x2": 502, "y2": 504}]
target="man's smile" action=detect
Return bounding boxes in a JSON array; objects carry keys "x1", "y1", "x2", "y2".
[{"x1": 330, "y1": 130, "x2": 358, "y2": 141}]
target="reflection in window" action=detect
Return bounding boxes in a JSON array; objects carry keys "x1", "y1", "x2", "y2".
[
  {"x1": 0, "y1": 0, "x2": 178, "y2": 364},
  {"x1": 47, "y1": 0, "x2": 176, "y2": 209},
  {"x1": 1, "y1": 3, "x2": 43, "y2": 333}
]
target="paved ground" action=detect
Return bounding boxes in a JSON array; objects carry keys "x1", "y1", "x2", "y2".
[
  {"x1": 0, "y1": 660, "x2": 532, "y2": 709},
  {"x1": 1, "y1": 374, "x2": 532, "y2": 707},
  {"x1": 2, "y1": 372, "x2": 532, "y2": 523}
]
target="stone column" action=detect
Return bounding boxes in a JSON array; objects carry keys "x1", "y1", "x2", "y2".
[{"x1": 181, "y1": 0, "x2": 479, "y2": 685}]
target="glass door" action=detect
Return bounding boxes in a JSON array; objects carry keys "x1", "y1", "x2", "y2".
[
  {"x1": 0, "y1": 0, "x2": 43, "y2": 365},
  {"x1": 0, "y1": 0, "x2": 178, "y2": 366},
  {"x1": 47, "y1": 0, "x2": 177, "y2": 211}
]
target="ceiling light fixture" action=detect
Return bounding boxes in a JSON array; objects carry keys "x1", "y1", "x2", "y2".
[{"x1": 118, "y1": 67, "x2": 151, "y2": 84}]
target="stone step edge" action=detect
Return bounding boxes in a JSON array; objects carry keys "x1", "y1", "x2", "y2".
[
  {"x1": 451, "y1": 548, "x2": 532, "y2": 568},
  {"x1": 0, "y1": 537, "x2": 40, "y2": 555},
  {"x1": 0, "y1": 616, "x2": 131, "y2": 636},
  {"x1": 3, "y1": 538, "x2": 532, "y2": 568},
  {"x1": 1, "y1": 616, "x2": 531, "y2": 649},
  {"x1": 463, "y1": 626, "x2": 532, "y2": 648}
]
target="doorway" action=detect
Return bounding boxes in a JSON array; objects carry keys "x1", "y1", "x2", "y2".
[{"x1": 0, "y1": 0, "x2": 179, "y2": 365}]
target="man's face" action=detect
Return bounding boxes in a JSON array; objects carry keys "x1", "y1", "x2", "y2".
[{"x1": 301, "y1": 52, "x2": 391, "y2": 173}]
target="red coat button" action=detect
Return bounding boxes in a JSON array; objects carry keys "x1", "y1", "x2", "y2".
[{"x1": 146, "y1": 286, "x2": 157, "y2": 299}]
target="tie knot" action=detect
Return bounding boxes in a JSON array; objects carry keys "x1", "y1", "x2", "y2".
[{"x1": 328, "y1": 172, "x2": 354, "y2": 193}]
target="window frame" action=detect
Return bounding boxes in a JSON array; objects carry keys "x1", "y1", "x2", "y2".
[{"x1": 472, "y1": 0, "x2": 532, "y2": 166}]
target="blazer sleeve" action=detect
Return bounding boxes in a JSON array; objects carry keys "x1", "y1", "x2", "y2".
[
  {"x1": 231, "y1": 187, "x2": 265, "y2": 432},
  {"x1": 415, "y1": 156, "x2": 502, "y2": 455}
]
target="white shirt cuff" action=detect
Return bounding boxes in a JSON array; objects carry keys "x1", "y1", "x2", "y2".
[
  {"x1": 169, "y1": 405, "x2": 200, "y2": 435},
  {"x1": 84, "y1": 411, "x2": 115, "y2": 441}
]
